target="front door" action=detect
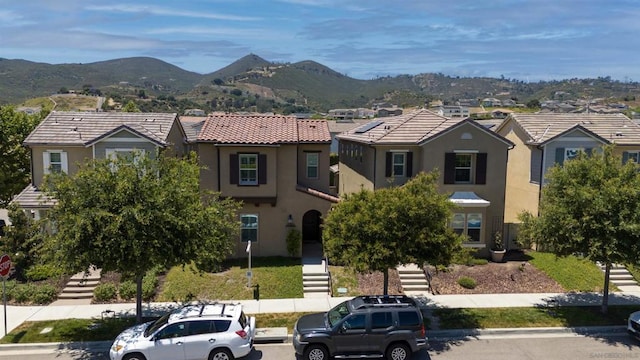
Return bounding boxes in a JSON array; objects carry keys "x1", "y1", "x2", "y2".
[{"x1": 302, "y1": 210, "x2": 322, "y2": 243}]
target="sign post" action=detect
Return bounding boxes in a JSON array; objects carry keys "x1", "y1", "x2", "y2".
[
  {"x1": 0, "y1": 253, "x2": 12, "y2": 336},
  {"x1": 246, "y1": 242, "x2": 252, "y2": 288}
]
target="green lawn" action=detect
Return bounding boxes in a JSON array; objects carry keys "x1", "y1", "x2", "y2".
[
  {"x1": 157, "y1": 257, "x2": 303, "y2": 302},
  {"x1": 527, "y1": 251, "x2": 614, "y2": 292}
]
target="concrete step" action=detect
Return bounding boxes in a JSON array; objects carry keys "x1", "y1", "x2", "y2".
[
  {"x1": 57, "y1": 292, "x2": 95, "y2": 299},
  {"x1": 65, "y1": 280, "x2": 100, "y2": 287},
  {"x1": 610, "y1": 274, "x2": 634, "y2": 281},
  {"x1": 399, "y1": 279, "x2": 429, "y2": 286},
  {"x1": 398, "y1": 274, "x2": 427, "y2": 280},
  {"x1": 402, "y1": 284, "x2": 430, "y2": 292},
  {"x1": 61, "y1": 286, "x2": 97, "y2": 293},
  {"x1": 611, "y1": 280, "x2": 639, "y2": 286},
  {"x1": 304, "y1": 281, "x2": 330, "y2": 287},
  {"x1": 303, "y1": 286, "x2": 330, "y2": 293}
]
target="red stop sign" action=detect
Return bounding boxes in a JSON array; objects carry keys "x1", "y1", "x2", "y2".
[{"x1": 0, "y1": 254, "x2": 11, "y2": 278}]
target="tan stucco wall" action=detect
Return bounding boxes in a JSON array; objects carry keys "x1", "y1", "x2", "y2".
[
  {"x1": 297, "y1": 144, "x2": 331, "y2": 193},
  {"x1": 337, "y1": 140, "x2": 375, "y2": 194},
  {"x1": 30, "y1": 146, "x2": 92, "y2": 187}
]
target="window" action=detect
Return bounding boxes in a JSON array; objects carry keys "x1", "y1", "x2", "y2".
[
  {"x1": 239, "y1": 154, "x2": 258, "y2": 185},
  {"x1": 564, "y1": 148, "x2": 581, "y2": 161},
  {"x1": 241, "y1": 215, "x2": 258, "y2": 242},
  {"x1": 306, "y1": 153, "x2": 319, "y2": 179},
  {"x1": 372, "y1": 312, "x2": 393, "y2": 329},
  {"x1": 454, "y1": 154, "x2": 472, "y2": 183},
  {"x1": 555, "y1": 147, "x2": 592, "y2": 166},
  {"x1": 156, "y1": 323, "x2": 187, "y2": 339},
  {"x1": 343, "y1": 314, "x2": 366, "y2": 330},
  {"x1": 105, "y1": 148, "x2": 145, "y2": 171},
  {"x1": 444, "y1": 152, "x2": 487, "y2": 185},
  {"x1": 451, "y1": 213, "x2": 482, "y2": 242},
  {"x1": 187, "y1": 320, "x2": 215, "y2": 336},
  {"x1": 393, "y1": 153, "x2": 405, "y2": 176},
  {"x1": 43, "y1": 151, "x2": 68, "y2": 174},
  {"x1": 623, "y1": 151, "x2": 640, "y2": 164},
  {"x1": 398, "y1": 311, "x2": 420, "y2": 326}
]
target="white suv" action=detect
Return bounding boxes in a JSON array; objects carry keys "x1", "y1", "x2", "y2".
[{"x1": 110, "y1": 302, "x2": 256, "y2": 360}]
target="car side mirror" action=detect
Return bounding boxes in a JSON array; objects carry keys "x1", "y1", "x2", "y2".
[{"x1": 340, "y1": 324, "x2": 348, "y2": 333}]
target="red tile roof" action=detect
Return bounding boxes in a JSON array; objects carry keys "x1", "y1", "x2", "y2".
[{"x1": 198, "y1": 114, "x2": 331, "y2": 144}]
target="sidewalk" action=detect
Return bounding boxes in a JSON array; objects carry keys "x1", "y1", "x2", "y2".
[{"x1": 3, "y1": 290, "x2": 640, "y2": 338}]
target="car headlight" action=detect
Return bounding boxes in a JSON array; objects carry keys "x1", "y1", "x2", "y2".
[{"x1": 112, "y1": 344, "x2": 124, "y2": 352}]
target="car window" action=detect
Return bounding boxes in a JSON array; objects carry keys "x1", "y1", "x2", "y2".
[
  {"x1": 213, "y1": 320, "x2": 231, "y2": 332},
  {"x1": 156, "y1": 323, "x2": 187, "y2": 339},
  {"x1": 398, "y1": 311, "x2": 420, "y2": 326},
  {"x1": 239, "y1": 311, "x2": 248, "y2": 328},
  {"x1": 328, "y1": 301, "x2": 351, "y2": 327},
  {"x1": 187, "y1": 320, "x2": 215, "y2": 336},
  {"x1": 371, "y1": 312, "x2": 393, "y2": 329},
  {"x1": 343, "y1": 314, "x2": 366, "y2": 330}
]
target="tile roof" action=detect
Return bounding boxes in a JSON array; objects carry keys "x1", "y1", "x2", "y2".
[
  {"x1": 197, "y1": 114, "x2": 331, "y2": 144},
  {"x1": 24, "y1": 111, "x2": 179, "y2": 146},
  {"x1": 180, "y1": 116, "x2": 206, "y2": 143},
  {"x1": 336, "y1": 108, "x2": 465, "y2": 144},
  {"x1": 11, "y1": 185, "x2": 56, "y2": 208},
  {"x1": 506, "y1": 113, "x2": 640, "y2": 145}
]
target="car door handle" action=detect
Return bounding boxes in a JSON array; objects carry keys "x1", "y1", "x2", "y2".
[
  {"x1": 176, "y1": 341, "x2": 183, "y2": 346},
  {"x1": 209, "y1": 339, "x2": 216, "y2": 343}
]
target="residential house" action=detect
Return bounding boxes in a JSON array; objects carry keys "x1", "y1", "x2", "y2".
[
  {"x1": 482, "y1": 98, "x2": 502, "y2": 107},
  {"x1": 376, "y1": 107, "x2": 403, "y2": 117},
  {"x1": 495, "y1": 113, "x2": 640, "y2": 244},
  {"x1": 436, "y1": 105, "x2": 470, "y2": 118},
  {"x1": 336, "y1": 109, "x2": 514, "y2": 255},
  {"x1": 196, "y1": 114, "x2": 339, "y2": 257},
  {"x1": 13, "y1": 111, "x2": 186, "y2": 219}
]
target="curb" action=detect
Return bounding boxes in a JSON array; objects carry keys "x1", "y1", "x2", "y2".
[{"x1": 0, "y1": 326, "x2": 628, "y2": 352}]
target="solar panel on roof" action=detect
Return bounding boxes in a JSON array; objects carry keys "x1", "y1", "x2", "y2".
[{"x1": 354, "y1": 120, "x2": 384, "y2": 134}]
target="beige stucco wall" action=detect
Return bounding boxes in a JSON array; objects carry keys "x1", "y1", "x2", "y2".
[
  {"x1": 30, "y1": 146, "x2": 92, "y2": 187},
  {"x1": 297, "y1": 144, "x2": 331, "y2": 193},
  {"x1": 337, "y1": 140, "x2": 375, "y2": 194}
]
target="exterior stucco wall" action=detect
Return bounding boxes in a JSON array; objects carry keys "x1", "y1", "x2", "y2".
[
  {"x1": 337, "y1": 140, "x2": 375, "y2": 194},
  {"x1": 297, "y1": 144, "x2": 331, "y2": 193},
  {"x1": 30, "y1": 146, "x2": 91, "y2": 187}
]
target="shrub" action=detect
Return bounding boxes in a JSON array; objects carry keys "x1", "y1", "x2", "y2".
[
  {"x1": 471, "y1": 258, "x2": 489, "y2": 266},
  {"x1": 118, "y1": 280, "x2": 136, "y2": 301},
  {"x1": 142, "y1": 273, "x2": 158, "y2": 301},
  {"x1": 285, "y1": 228, "x2": 302, "y2": 257},
  {"x1": 12, "y1": 283, "x2": 36, "y2": 303},
  {"x1": 94, "y1": 283, "x2": 117, "y2": 302},
  {"x1": 25, "y1": 264, "x2": 64, "y2": 281},
  {"x1": 457, "y1": 276, "x2": 477, "y2": 289},
  {"x1": 32, "y1": 284, "x2": 57, "y2": 304}
]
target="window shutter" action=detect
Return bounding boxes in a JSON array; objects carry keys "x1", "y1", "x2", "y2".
[
  {"x1": 230, "y1": 154, "x2": 238, "y2": 184},
  {"x1": 385, "y1": 152, "x2": 392, "y2": 177},
  {"x1": 585, "y1": 148, "x2": 592, "y2": 156},
  {"x1": 555, "y1": 148, "x2": 565, "y2": 166},
  {"x1": 475, "y1": 153, "x2": 487, "y2": 184},
  {"x1": 43, "y1": 152, "x2": 50, "y2": 175},
  {"x1": 444, "y1": 153, "x2": 456, "y2": 184},
  {"x1": 623, "y1": 151, "x2": 630, "y2": 164},
  {"x1": 406, "y1": 152, "x2": 413, "y2": 177},
  {"x1": 258, "y1": 154, "x2": 267, "y2": 184},
  {"x1": 61, "y1": 152, "x2": 68, "y2": 173}
]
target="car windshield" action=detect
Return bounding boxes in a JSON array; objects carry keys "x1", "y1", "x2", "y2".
[
  {"x1": 327, "y1": 301, "x2": 351, "y2": 327},
  {"x1": 144, "y1": 313, "x2": 170, "y2": 337}
]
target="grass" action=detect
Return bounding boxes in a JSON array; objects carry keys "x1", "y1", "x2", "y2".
[
  {"x1": 527, "y1": 251, "x2": 615, "y2": 292},
  {"x1": 329, "y1": 265, "x2": 360, "y2": 296},
  {"x1": 157, "y1": 257, "x2": 303, "y2": 302}
]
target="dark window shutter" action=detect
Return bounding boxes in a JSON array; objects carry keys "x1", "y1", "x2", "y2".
[
  {"x1": 623, "y1": 151, "x2": 630, "y2": 164},
  {"x1": 475, "y1": 153, "x2": 487, "y2": 184},
  {"x1": 555, "y1": 148, "x2": 565, "y2": 166},
  {"x1": 385, "y1": 152, "x2": 392, "y2": 177},
  {"x1": 585, "y1": 148, "x2": 592, "y2": 156},
  {"x1": 444, "y1": 153, "x2": 456, "y2": 184},
  {"x1": 406, "y1": 152, "x2": 413, "y2": 177},
  {"x1": 258, "y1": 154, "x2": 267, "y2": 184},
  {"x1": 230, "y1": 154, "x2": 238, "y2": 184}
]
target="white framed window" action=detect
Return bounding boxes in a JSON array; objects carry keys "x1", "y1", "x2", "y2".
[
  {"x1": 239, "y1": 154, "x2": 258, "y2": 185},
  {"x1": 105, "y1": 148, "x2": 145, "y2": 171},
  {"x1": 392, "y1": 153, "x2": 405, "y2": 176},
  {"x1": 628, "y1": 152, "x2": 640, "y2": 163},
  {"x1": 241, "y1": 214, "x2": 258, "y2": 242},
  {"x1": 451, "y1": 213, "x2": 482, "y2": 242},
  {"x1": 564, "y1": 148, "x2": 581, "y2": 161},
  {"x1": 454, "y1": 153, "x2": 473, "y2": 183},
  {"x1": 43, "y1": 151, "x2": 68, "y2": 174},
  {"x1": 306, "y1": 153, "x2": 319, "y2": 179}
]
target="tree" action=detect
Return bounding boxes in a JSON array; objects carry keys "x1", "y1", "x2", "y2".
[
  {"x1": 122, "y1": 100, "x2": 141, "y2": 112},
  {"x1": 519, "y1": 145, "x2": 640, "y2": 313},
  {"x1": 0, "y1": 106, "x2": 45, "y2": 207},
  {"x1": 323, "y1": 172, "x2": 463, "y2": 294},
  {"x1": 0, "y1": 203, "x2": 43, "y2": 279},
  {"x1": 42, "y1": 152, "x2": 241, "y2": 322}
]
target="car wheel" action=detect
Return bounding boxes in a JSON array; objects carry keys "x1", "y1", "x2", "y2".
[
  {"x1": 123, "y1": 354, "x2": 147, "y2": 360},
  {"x1": 304, "y1": 344, "x2": 329, "y2": 360},
  {"x1": 209, "y1": 348, "x2": 234, "y2": 360},
  {"x1": 386, "y1": 343, "x2": 410, "y2": 360}
]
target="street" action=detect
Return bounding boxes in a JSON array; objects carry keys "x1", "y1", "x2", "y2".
[{"x1": 1, "y1": 333, "x2": 639, "y2": 360}]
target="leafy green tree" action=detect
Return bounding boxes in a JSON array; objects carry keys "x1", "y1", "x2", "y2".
[
  {"x1": 323, "y1": 172, "x2": 463, "y2": 294},
  {"x1": 122, "y1": 100, "x2": 141, "y2": 112},
  {"x1": 519, "y1": 145, "x2": 640, "y2": 313},
  {"x1": 0, "y1": 106, "x2": 45, "y2": 206},
  {"x1": 42, "y1": 152, "x2": 241, "y2": 322},
  {"x1": 1, "y1": 203, "x2": 43, "y2": 279}
]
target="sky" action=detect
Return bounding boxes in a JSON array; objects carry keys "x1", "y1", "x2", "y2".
[{"x1": 2, "y1": 0, "x2": 639, "y2": 82}]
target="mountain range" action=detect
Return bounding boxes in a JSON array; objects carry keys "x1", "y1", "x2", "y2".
[{"x1": 1, "y1": 54, "x2": 638, "y2": 112}]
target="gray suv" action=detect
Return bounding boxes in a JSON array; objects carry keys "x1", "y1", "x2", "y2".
[{"x1": 293, "y1": 295, "x2": 428, "y2": 360}]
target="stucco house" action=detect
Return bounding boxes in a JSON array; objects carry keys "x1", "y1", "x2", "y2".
[
  {"x1": 336, "y1": 109, "x2": 514, "y2": 255},
  {"x1": 13, "y1": 111, "x2": 186, "y2": 220},
  {"x1": 495, "y1": 113, "x2": 640, "y2": 244},
  {"x1": 195, "y1": 113, "x2": 339, "y2": 257}
]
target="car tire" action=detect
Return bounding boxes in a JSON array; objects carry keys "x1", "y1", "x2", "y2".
[
  {"x1": 209, "y1": 348, "x2": 234, "y2": 360},
  {"x1": 386, "y1": 343, "x2": 410, "y2": 360},
  {"x1": 123, "y1": 354, "x2": 147, "y2": 360},
  {"x1": 304, "y1": 344, "x2": 329, "y2": 360}
]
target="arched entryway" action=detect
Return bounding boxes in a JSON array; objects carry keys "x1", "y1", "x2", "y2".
[{"x1": 302, "y1": 210, "x2": 323, "y2": 258}]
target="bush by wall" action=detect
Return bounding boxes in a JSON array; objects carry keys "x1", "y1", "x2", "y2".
[
  {"x1": 118, "y1": 280, "x2": 136, "y2": 301},
  {"x1": 94, "y1": 283, "x2": 117, "y2": 302}
]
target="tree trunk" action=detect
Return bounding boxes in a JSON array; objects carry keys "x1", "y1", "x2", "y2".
[
  {"x1": 136, "y1": 273, "x2": 143, "y2": 324},
  {"x1": 601, "y1": 263, "x2": 610, "y2": 315},
  {"x1": 383, "y1": 269, "x2": 389, "y2": 295}
]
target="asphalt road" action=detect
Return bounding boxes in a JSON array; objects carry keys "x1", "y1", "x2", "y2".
[{"x1": 2, "y1": 333, "x2": 639, "y2": 360}]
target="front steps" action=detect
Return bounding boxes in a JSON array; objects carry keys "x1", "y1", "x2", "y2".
[
  {"x1": 598, "y1": 263, "x2": 640, "y2": 291},
  {"x1": 57, "y1": 267, "x2": 102, "y2": 300},
  {"x1": 302, "y1": 261, "x2": 330, "y2": 297},
  {"x1": 397, "y1": 264, "x2": 429, "y2": 295}
]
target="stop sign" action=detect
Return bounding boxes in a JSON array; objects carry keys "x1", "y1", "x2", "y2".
[{"x1": 0, "y1": 254, "x2": 11, "y2": 278}]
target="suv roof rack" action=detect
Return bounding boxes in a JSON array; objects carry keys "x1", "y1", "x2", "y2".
[{"x1": 351, "y1": 295, "x2": 416, "y2": 309}]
